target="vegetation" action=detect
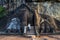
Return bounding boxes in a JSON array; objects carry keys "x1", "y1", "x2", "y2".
[{"x1": 0, "y1": 6, "x2": 7, "y2": 18}]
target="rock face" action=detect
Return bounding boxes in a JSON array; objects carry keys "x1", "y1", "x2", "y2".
[
  {"x1": 40, "y1": 2, "x2": 60, "y2": 21},
  {"x1": 27, "y1": 2, "x2": 60, "y2": 21}
]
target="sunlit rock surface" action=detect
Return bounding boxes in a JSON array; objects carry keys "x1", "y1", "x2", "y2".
[
  {"x1": 40, "y1": 2, "x2": 60, "y2": 21},
  {"x1": 27, "y1": 2, "x2": 60, "y2": 21}
]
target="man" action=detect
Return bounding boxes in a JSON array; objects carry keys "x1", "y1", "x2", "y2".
[
  {"x1": 6, "y1": 18, "x2": 20, "y2": 33},
  {"x1": 27, "y1": 24, "x2": 31, "y2": 31}
]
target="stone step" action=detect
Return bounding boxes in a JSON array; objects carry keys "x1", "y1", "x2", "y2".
[{"x1": 26, "y1": 26, "x2": 35, "y2": 35}]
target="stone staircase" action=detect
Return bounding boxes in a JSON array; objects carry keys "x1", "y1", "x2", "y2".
[{"x1": 26, "y1": 26, "x2": 35, "y2": 35}]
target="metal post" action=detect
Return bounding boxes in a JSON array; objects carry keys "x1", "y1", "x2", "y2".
[
  {"x1": 8, "y1": 0, "x2": 9, "y2": 14},
  {"x1": 13, "y1": 0, "x2": 14, "y2": 13},
  {"x1": 1, "y1": 0, "x2": 3, "y2": 6},
  {"x1": 16, "y1": 0, "x2": 17, "y2": 8}
]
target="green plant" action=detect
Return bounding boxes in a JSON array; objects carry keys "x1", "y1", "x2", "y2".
[{"x1": 0, "y1": 6, "x2": 6, "y2": 18}]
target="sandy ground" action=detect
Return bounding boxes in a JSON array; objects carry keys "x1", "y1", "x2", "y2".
[
  {"x1": 0, "y1": 35, "x2": 31, "y2": 40},
  {"x1": 0, "y1": 35, "x2": 60, "y2": 40},
  {"x1": 31, "y1": 35, "x2": 60, "y2": 40}
]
